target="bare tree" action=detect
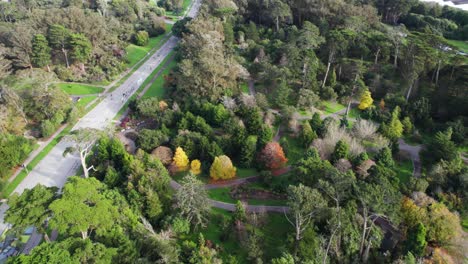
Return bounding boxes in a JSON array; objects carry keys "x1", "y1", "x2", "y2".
[{"x1": 63, "y1": 128, "x2": 100, "y2": 178}]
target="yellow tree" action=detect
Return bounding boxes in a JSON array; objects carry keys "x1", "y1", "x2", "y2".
[
  {"x1": 210, "y1": 155, "x2": 236, "y2": 180},
  {"x1": 358, "y1": 90, "x2": 373, "y2": 110},
  {"x1": 173, "y1": 147, "x2": 189, "y2": 171},
  {"x1": 190, "y1": 159, "x2": 201, "y2": 175}
]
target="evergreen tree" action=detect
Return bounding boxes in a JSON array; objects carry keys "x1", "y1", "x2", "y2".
[
  {"x1": 300, "y1": 122, "x2": 317, "y2": 146},
  {"x1": 406, "y1": 222, "x2": 427, "y2": 256},
  {"x1": 31, "y1": 34, "x2": 51, "y2": 68},
  {"x1": 376, "y1": 147, "x2": 394, "y2": 168},
  {"x1": 331, "y1": 140, "x2": 349, "y2": 163},
  {"x1": 69, "y1": 33, "x2": 92, "y2": 63}
]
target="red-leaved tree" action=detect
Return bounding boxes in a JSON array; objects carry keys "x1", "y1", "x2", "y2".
[{"x1": 259, "y1": 142, "x2": 288, "y2": 170}]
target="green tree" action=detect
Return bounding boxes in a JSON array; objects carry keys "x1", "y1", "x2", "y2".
[
  {"x1": 358, "y1": 90, "x2": 373, "y2": 110},
  {"x1": 331, "y1": 140, "x2": 349, "y2": 164},
  {"x1": 240, "y1": 135, "x2": 257, "y2": 167},
  {"x1": 8, "y1": 241, "x2": 77, "y2": 264},
  {"x1": 376, "y1": 147, "x2": 394, "y2": 168},
  {"x1": 257, "y1": 124, "x2": 273, "y2": 149},
  {"x1": 275, "y1": 80, "x2": 291, "y2": 107},
  {"x1": 68, "y1": 33, "x2": 92, "y2": 64},
  {"x1": 31, "y1": 34, "x2": 51, "y2": 69},
  {"x1": 300, "y1": 122, "x2": 316, "y2": 147},
  {"x1": 49, "y1": 177, "x2": 118, "y2": 239},
  {"x1": 175, "y1": 173, "x2": 211, "y2": 228},
  {"x1": 135, "y1": 30, "x2": 149, "y2": 46},
  {"x1": 286, "y1": 184, "x2": 326, "y2": 242},
  {"x1": 406, "y1": 222, "x2": 427, "y2": 256},
  {"x1": 402, "y1": 117, "x2": 413, "y2": 135},
  {"x1": 381, "y1": 106, "x2": 403, "y2": 140},
  {"x1": 233, "y1": 200, "x2": 246, "y2": 223},
  {"x1": 424, "y1": 128, "x2": 458, "y2": 164},
  {"x1": 5, "y1": 185, "x2": 57, "y2": 242},
  {"x1": 48, "y1": 24, "x2": 71, "y2": 67}
]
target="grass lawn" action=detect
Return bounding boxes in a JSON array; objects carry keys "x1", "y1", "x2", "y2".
[
  {"x1": 347, "y1": 108, "x2": 361, "y2": 119},
  {"x1": 322, "y1": 101, "x2": 345, "y2": 114},
  {"x1": 20, "y1": 235, "x2": 30, "y2": 243},
  {"x1": 142, "y1": 58, "x2": 177, "y2": 98},
  {"x1": 57, "y1": 83, "x2": 104, "y2": 95},
  {"x1": 236, "y1": 168, "x2": 258, "y2": 178},
  {"x1": 166, "y1": 0, "x2": 191, "y2": 18},
  {"x1": 447, "y1": 39, "x2": 468, "y2": 53},
  {"x1": 114, "y1": 51, "x2": 174, "y2": 118},
  {"x1": 75, "y1": 96, "x2": 97, "y2": 108},
  {"x1": 125, "y1": 24, "x2": 174, "y2": 68},
  {"x1": 396, "y1": 159, "x2": 413, "y2": 185},
  {"x1": 207, "y1": 186, "x2": 287, "y2": 206},
  {"x1": 283, "y1": 135, "x2": 306, "y2": 164}
]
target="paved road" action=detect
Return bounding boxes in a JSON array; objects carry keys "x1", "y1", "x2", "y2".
[{"x1": 0, "y1": 0, "x2": 202, "y2": 236}]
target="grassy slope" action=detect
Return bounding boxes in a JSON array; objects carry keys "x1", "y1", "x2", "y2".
[
  {"x1": 447, "y1": 39, "x2": 468, "y2": 53},
  {"x1": 57, "y1": 83, "x2": 104, "y2": 95},
  {"x1": 396, "y1": 159, "x2": 413, "y2": 185},
  {"x1": 142, "y1": 59, "x2": 177, "y2": 98},
  {"x1": 125, "y1": 24, "x2": 174, "y2": 68},
  {"x1": 76, "y1": 96, "x2": 97, "y2": 108},
  {"x1": 322, "y1": 101, "x2": 345, "y2": 114}
]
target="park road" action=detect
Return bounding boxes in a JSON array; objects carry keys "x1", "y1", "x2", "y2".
[{"x1": 0, "y1": 0, "x2": 202, "y2": 236}]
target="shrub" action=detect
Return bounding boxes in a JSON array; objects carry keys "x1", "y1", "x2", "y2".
[
  {"x1": 258, "y1": 142, "x2": 288, "y2": 170},
  {"x1": 210, "y1": 155, "x2": 236, "y2": 180},
  {"x1": 135, "y1": 31, "x2": 149, "y2": 46}
]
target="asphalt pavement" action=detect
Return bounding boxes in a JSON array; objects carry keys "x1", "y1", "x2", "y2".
[{"x1": 0, "y1": 0, "x2": 202, "y2": 237}]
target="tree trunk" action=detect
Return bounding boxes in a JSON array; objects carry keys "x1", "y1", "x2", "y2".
[
  {"x1": 44, "y1": 233, "x2": 51, "y2": 243},
  {"x1": 394, "y1": 46, "x2": 399, "y2": 67},
  {"x1": 80, "y1": 151, "x2": 89, "y2": 178},
  {"x1": 363, "y1": 239, "x2": 372, "y2": 263},
  {"x1": 81, "y1": 230, "x2": 88, "y2": 240},
  {"x1": 374, "y1": 48, "x2": 380, "y2": 64},
  {"x1": 46, "y1": 65, "x2": 51, "y2": 72},
  {"x1": 435, "y1": 60, "x2": 441, "y2": 85},
  {"x1": 405, "y1": 79, "x2": 414, "y2": 102},
  {"x1": 276, "y1": 16, "x2": 279, "y2": 32},
  {"x1": 62, "y1": 48, "x2": 69, "y2": 68},
  {"x1": 322, "y1": 61, "x2": 331, "y2": 89},
  {"x1": 359, "y1": 208, "x2": 368, "y2": 256}
]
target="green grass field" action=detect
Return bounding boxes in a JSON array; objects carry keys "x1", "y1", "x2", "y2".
[
  {"x1": 57, "y1": 83, "x2": 104, "y2": 95},
  {"x1": 208, "y1": 186, "x2": 287, "y2": 206},
  {"x1": 125, "y1": 24, "x2": 174, "y2": 68},
  {"x1": 283, "y1": 135, "x2": 306, "y2": 164},
  {"x1": 165, "y1": 0, "x2": 192, "y2": 19},
  {"x1": 76, "y1": 96, "x2": 97, "y2": 108},
  {"x1": 396, "y1": 159, "x2": 413, "y2": 184},
  {"x1": 142, "y1": 59, "x2": 177, "y2": 98},
  {"x1": 322, "y1": 101, "x2": 345, "y2": 114},
  {"x1": 447, "y1": 39, "x2": 468, "y2": 53}
]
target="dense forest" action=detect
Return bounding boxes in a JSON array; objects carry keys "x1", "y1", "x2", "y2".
[{"x1": 1, "y1": 0, "x2": 468, "y2": 263}]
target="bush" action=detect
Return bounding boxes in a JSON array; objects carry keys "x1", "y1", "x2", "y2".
[
  {"x1": 137, "y1": 129, "x2": 169, "y2": 152},
  {"x1": 0, "y1": 134, "x2": 34, "y2": 178},
  {"x1": 54, "y1": 66, "x2": 74, "y2": 81},
  {"x1": 40, "y1": 120, "x2": 56, "y2": 138},
  {"x1": 135, "y1": 31, "x2": 149, "y2": 46}
]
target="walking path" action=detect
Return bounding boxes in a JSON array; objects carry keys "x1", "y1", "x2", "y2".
[{"x1": 7, "y1": 124, "x2": 67, "y2": 183}]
